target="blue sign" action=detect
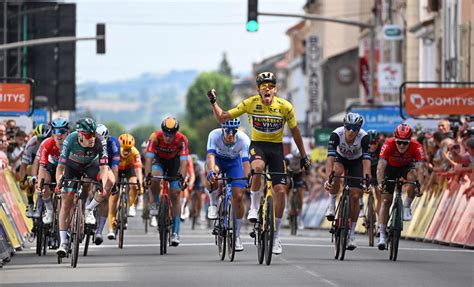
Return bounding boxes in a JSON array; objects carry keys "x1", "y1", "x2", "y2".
[
  {"x1": 32, "y1": 109, "x2": 48, "y2": 127},
  {"x1": 352, "y1": 106, "x2": 404, "y2": 133}
]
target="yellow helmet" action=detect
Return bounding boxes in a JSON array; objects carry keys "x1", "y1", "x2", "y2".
[{"x1": 119, "y1": 133, "x2": 135, "y2": 149}]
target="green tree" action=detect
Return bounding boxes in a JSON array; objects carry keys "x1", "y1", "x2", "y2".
[
  {"x1": 104, "y1": 121, "x2": 126, "y2": 137},
  {"x1": 218, "y1": 52, "x2": 232, "y2": 77},
  {"x1": 130, "y1": 124, "x2": 156, "y2": 149},
  {"x1": 185, "y1": 71, "x2": 233, "y2": 124}
]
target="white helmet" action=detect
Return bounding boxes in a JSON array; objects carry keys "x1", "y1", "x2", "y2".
[{"x1": 96, "y1": 124, "x2": 109, "y2": 139}]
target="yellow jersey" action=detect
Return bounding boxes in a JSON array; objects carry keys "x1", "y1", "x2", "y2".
[
  {"x1": 228, "y1": 95, "x2": 297, "y2": 143},
  {"x1": 119, "y1": 147, "x2": 142, "y2": 171}
]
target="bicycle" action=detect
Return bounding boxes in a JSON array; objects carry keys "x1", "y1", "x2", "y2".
[
  {"x1": 249, "y1": 170, "x2": 288, "y2": 266},
  {"x1": 328, "y1": 172, "x2": 368, "y2": 261},
  {"x1": 146, "y1": 175, "x2": 182, "y2": 255},
  {"x1": 382, "y1": 178, "x2": 419, "y2": 261},
  {"x1": 363, "y1": 184, "x2": 377, "y2": 247},
  {"x1": 58, "y1": 177, "x2": 102, "y2": 268},
  {"x1": 115, "y1": 179, "x2": 140, "y2": 249},
  {"x1": 37, "y1": 180, "x2": 60, "y2": 256},
  {"x1": 211, "y1": 175, "x2": 247, "y2": 262},
  {"x1": 142, "y1": 185, "x2": 150, "y2": 234},
  {"x1": 287, "y1": 173, "x2": 298, "y2": 236}
]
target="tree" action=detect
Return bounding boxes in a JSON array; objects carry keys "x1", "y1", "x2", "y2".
[
  {"x1": 104, "y1": 121, "x2": 126, "y2": 137},
  {"x1": 130, "y1": 124, "x2": 156, "y2": 148},
  {"x1": 185, "y1": 71, "x2": 233, "y2": 124},
  {"x1": 218, "y1": 52, "x2": 232, "y2": 77}
]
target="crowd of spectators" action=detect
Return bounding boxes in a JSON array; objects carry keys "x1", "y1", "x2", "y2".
[{"x1": 0, "y1": 119, "x2": 29, "y2": 173}]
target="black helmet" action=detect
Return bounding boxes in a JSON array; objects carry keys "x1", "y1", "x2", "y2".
[
  {"x1": 367, "y1": 129, "x2": 379, "y2": 143},
  {"x1": 161, "y1": 116, "x2": 179, "y2": 134},
  {"x1": 343, "y1": 113, "x2": 364, "y2": 130},
  {"x1": 76, "y1": 118, "x2": 97, "y2": 134},
  {"x1": 256, "y1": 72, "x2": 276, "y2": 86}
]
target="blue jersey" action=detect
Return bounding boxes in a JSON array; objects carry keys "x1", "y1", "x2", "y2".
[{"x1": 107, "y1": 136, "x2": 121, "y2": 168}]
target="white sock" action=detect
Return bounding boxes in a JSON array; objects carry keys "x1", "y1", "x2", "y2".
[
  {"x1": 379, "y1": 224, "x2": 386, "y2": 238},
  {"x1": 181, "y1": 198, "x2": 186, "y2": 213},
  {"x1": 60, "y1": 230, "x2": 68, "y2": 245},
  {"x1": 275, "y1": 218, "x2": 282, "y2": 238},
  {"x1": 350, "y1": 222, "x2": 357, "y2": 238},
  {"x1": 86, "y1": 198, "x2": 100, "y2": 210},
  {"x1": 235, "y1": 218, "x2": 242, "y2": 237},
  {"x1": 329, "y1": 194, "x2": 336, "y2": 207},
  {"x1": 250, "y1": 191, "x2": 260, "y2": 210},
  {"x1": 44, "y1": 198, "x2": 53, "y2": 211},
  {"x1": 359, "y1": 198, "x2": 364, "y2": 207},
  {"x1": 404, "y1": 197, "x2": 412, "y2": 208},
  {"x1": 97, "y1": 216, "x2": 107, "y2": 234},
  {"x1": 209, "y1": 189, "x2": 218, "y2": 206}
]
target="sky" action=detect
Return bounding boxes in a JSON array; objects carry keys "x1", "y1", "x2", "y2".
[{"x1": 73, "y1": 0, "x2": 307, "y2": 83}]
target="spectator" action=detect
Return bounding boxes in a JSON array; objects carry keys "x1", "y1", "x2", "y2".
[
  {"x1": 438, "y1": 119, "x2": 453, "y2": 139},
  {"x1": 7, "y1": 130, "x2": 26, "y2": 172},
  {"x1": 0, "y1": 122, "x2": 6, "y2": 137},
  {"x1": 5, "y1": 119, "x2": 18, "y2": 141},
  {"x1": 0, "y1": 134, "x2": 9, "y2": 170}
]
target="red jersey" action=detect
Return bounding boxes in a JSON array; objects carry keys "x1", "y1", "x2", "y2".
[
  {"x1": 39, "y1": 137, "x2": 61, "y2": 166},
  {"x1": 379, "y1": 137, "x2": 424, "y2": 167},
  {"x1": 146, "y1": 131, "x2": 189, "y2": 160}
]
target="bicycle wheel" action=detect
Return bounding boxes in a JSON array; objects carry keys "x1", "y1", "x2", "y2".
[
  {"x1": 264, "y1": 196, "x2": 274, "y2": 266},
  {"x1": 256, "y1": 204, "x2": 265, "y2": 264},
  {"x1": 71, "y1": 198, "x2": 82, "y2": 268},
  {"x1": 227, "y1": 199, "x2": 236, "y2": 262},
  {"x1": 83, "y1": 225, "x2": 92, "y2": 256},
  {"x1": 159, "y1": 198, "x2": 169, "y2": 255},
  {"x1": 339, "y1": 196, "x2": 350, "y2": 261},
  {"x1": 42, "y1": 225, "x2": 48, "y2": 256},
  {"x1": 217, "y1": 198, "x2": 226, "y2": 261},
  {"x1": 333, "y1": 220, "x2": 341, "y2": 259},
  {"x1": 389, "y1": 205, "x2": 402, "y2": 261},
  {"x1": 367, "y1": 194, "x2": 376, "y2": 247},
  {"x1": 118, "y1": 193, "x2": 127, "y2": 249},
  {"x1": 36, "y1": 219, "x2": 43, "y2": 256},
  {"x1": 52, "y1": 196, "x2": 61, "y2": 249},
  {"x1": 143, "y1": 192, "x2": 149, "y2": 234}
]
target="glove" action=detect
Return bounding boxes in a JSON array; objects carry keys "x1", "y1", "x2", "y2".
[
  {"x1": 300, "y1": 156, "x2": 312, "y2": 170},
  {"x1": 28, "y1": 176, "x2": 37, "y2": 186},
  {"x1": 362, "y1": 184, "x2": 371, "y2": 193},
  {"x1": 324, "y1": 180, "x2": 333, "y2": 191},
  {"x1": 54, "y1": 185, "x2": 61, "y2": 194},
  {"x1": 206, "y1": 170, "x2": 216, "y2": 183},
  {"x1": 207, "y1": 89, "x2": 217, "y2": 105}
]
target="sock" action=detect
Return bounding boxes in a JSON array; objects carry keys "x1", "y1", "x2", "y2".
[
  {"x1": 379, "y1": 224, "x2": 386, "y2": 238},
  {"x1": 86, "y1": 198, "x2": 99, "y2": 210},
  {"x1": 36, "y1": 194, "x2": 43, "y2": 210},
  {"x1": 44, "y1": 198, "x2": 53, "y2": 211},
  {"x1": 172, "y1": 216, "x2": 180, "y2": 234},
  {"x1": 350, "y1": 222, "x2": 357, "y2": 238},
  {"x1": 60, "y1": 230, "x2": 68, "y2": 245},
  {"x1": 330, "y1": 194, "x2": 336, "y2": 207},
  {"x1": 209, "y1": 189, "x2": 219, "y2": 206},
  {"x1": 275, "y1": 218, "x2": 282, "y2": 238},
  {"x1": 235, "y1": 218, "x2": 242, "y2": 237},
  {"x1": 97, "y1": 216, "x2": 107, "y2": 234},
  {"x1": 250, "y1": 191, "x2": 260, "y2": 210},
  {"x1": 180, "y1": 197, "x2": 187, "y2": 213},
  {"x1": 404, "y1": 197, "x2": 413, "y2": 208}
]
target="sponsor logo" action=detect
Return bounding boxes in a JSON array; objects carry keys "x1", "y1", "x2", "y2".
[
  {"x1": 256, "y1": 105, "x2": 262, "y2": 110},
  {"x1": 250, "y1": 148, "x2": 256, "y2": 156},
  {"x1": 405, "y1": 88, "x2": 474, "y2": 115},
  {"x1": 252, "y1": 115, "x2": 284, "y2": 133},
  {"x1": 409, "y1": 93, "x2": 425, "y2": 109}
]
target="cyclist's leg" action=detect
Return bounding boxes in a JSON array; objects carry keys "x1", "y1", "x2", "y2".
[
  {"x1": 125, "y1": 168, "x2": 138, "y2": 208},
  {"x1": 402, "y1": 165, "x2": 417, "y2": 220},
  {"x1": 327, "y1": 160, "x2": 345, "y2": 211},
  {"x1": 57, "y1": 166, "x2": 78, "y2": 254},
  {"x1": 39, "y1": 164, "x2": 54, "y2": 219},
  {"x1": 347, "y1": 158, "x2": 364, "y2": 239},
  {"x1": 204, "y1": 160, "x2": 221, "y2": 218},
  {"x1": 377, "y1": 165, "x2": 398, "y2": 248},
  {"x1": 150, "y1": 157, "x2": 163, "y2": 207},
  {"x1": 248, "y1": 142, "x2": 266, "y2": 219},
  {"x1": 108, "y1": 189, "x2": 119, "y2": 238},
  {"x1": 167, "y1": 156, "x2": 183, "y2": 237},
  {"x1": 228, "y1": 159, "x2": 247, "y2": 238}
]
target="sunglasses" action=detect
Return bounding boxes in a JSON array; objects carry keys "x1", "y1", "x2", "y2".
[
  {"x1": 395, "y1": 139, "x2": 410, "y2": 146},
  {"x1": 163, "y1": 131, "x2": 176, "y2": 138},
  {"x1": 224, "y1": 127, "x2": 238, "y2": 135},
  {"x1": 79, "y1": 131, "x2": 96, "y2": 139},
  {"x1": 52, "y1": 128, "x2": 68, "y2": 135},
  {"x1": 370, "y1": 141, "x2": 379, "y2": 145},
  {"x1": 344, "y1": 125, "x2": 360, "y2": 132},
  {"x1": 259, "y1": 83, "x2": 276, "y2": 90}
]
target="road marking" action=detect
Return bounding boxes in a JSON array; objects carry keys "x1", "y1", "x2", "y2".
[{"x1": 279, "y1": 257, "x2": 339, "y2": 287}]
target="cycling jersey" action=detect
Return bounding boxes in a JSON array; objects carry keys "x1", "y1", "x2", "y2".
[
  {"x1": 146, "y1": 131, "x2": 189, "y2": 161},
  {"x1": 206, "y1": 128, "x2": 250, "y2": 162},
  {"x1": 327, "y1": 127, "x2": 370, "y2": 161},
  {"x1": 119, "y1": 147, "x2": 142, "y2": 171},
  {"x1": 107, "y1": 136, "x2": 120, "y2": 169},
  {"x1": 39, "y1": 137, "x2": 61, "y2": 167},
  {"x1": 379, "y1": 137, "x2": 424, "y2": 167},
  {"x1": 227, "y1": 95, "x2": 297, "y2": 143},
  {"x1": 21, "y1": 136, "x2": 41, "y2": 165},
  {"x1": 59, "y1": 131, "x2": 108, "y2": 169},
  {"x1": 285, "y1": 153, "x2": 302, "y2": 173}
]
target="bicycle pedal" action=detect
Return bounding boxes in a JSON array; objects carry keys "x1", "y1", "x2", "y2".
[
  {"x1": 212, "y1": 229, "x2": 218, "y2": 236},
  {"x1": 329, "y1": 227, "x2": 335, "y2": 234},
  {"x1": 249, "y1": 231, "x2": 256, "y2": 238}
]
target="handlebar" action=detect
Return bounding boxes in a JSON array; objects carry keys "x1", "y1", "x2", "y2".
[
  {"x1": 381, "y1": 178, "x2": 420, "y2": 194},
  {"x1": 328, "y1": 171, "x2": 370, "y2": 185}
]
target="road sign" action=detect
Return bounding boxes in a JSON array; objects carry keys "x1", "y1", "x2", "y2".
[
  {"x1": 383, "y1": 24, "x2": 403, "y2": 40},
  {"x1": 378, "y1": 63, "x2": 403, "y2": 94}
]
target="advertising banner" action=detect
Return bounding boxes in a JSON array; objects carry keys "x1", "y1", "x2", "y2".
[
  {"x1": 352, "y1": 106, "x2": 403, "y2": 133},
  {"x1": 405, "y1": 87, "x2": 474, "y2": 116},
  {"x1": 0, "y1": 83, "x2": 31, "y2": 113}
]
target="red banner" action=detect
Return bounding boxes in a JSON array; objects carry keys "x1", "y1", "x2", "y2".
[
  {"x1": 0, "y1": 83, "x2": 31, "y2": 113},
  {"x1": 405, "y1": 87, "x2": 474, "y2": 116}
]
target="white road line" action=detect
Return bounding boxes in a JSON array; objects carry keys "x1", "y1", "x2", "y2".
[{"x1": 278, "y1": 257, "x2": 339, "y2": 287}]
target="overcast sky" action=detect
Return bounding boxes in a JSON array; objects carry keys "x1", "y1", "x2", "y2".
[{"x1": 73, "y1": 0, "x2": 306, "y2": 83}]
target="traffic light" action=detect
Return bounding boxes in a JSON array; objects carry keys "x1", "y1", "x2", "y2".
[
  {"x1": 96, "y1": 23, "x2": 106, "y2": 54},
  {"x1": 247, "y1": 0, "x2": 259, "y2": 32}
]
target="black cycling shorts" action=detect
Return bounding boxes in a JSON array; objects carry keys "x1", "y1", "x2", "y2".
[
  {"x1": 152, "y1": 155, "x2": 181, "y2": 178},
  {"x1": 249, "y1": 141, "x2": 286, "y2": 186},
  {"x1": 291, "y1": 171, "x2": 305, "y2": 189},
  {"x1": 383, "y1": 163, "x2": 415, "y2": 194},
  {"x1": 119, "y1": 167, "x2": 136, "y2": 179},
  {"x1": 335, "y1": 154, "x2": 364, "y2": 188},
  {"x1": 62, "y1": 160, "x2": 100, "y2": 192}
]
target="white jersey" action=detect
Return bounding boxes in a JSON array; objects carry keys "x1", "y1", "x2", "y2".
[
  {"x1": 21, "y1": 136, "x2": 41, "y2": 165},
  {"x1": 327, "y1": 127, "x2": 370, "y2": 160},
  {"x1": 206, "y1": 128, "x2": 250, "y2": 161}
]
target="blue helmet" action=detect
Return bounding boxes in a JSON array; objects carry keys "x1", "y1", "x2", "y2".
[
  {"x1": 222, "y1": 118, "x2": 241, "y2": 128},
  {"x1": 50, "y1": 116, "x2": 69, "y2": 129}
]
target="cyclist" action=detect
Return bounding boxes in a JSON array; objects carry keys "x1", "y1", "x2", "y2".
[
  {"x1": 205, "y1": 118, "x2": 250, "y2": 252},
  {"x1": 367, "y1": 129, "x2": 383, "y2": 215},
  {"x1": 285, "y1": 148, "x2": 306, "y2": 230},
  {"x1": 181, "y1": 155, "x2": 195, "y2": 221},
  {"x1": 36, "y1": 117, "x2": 70, "y2": 225},
  {"x1": 376, "y1": 123, "x2": 425, "y2": 250},
  {"x1": 94, "y1": 124, "x2": 120, "y2": 245},
  {"x1": 55, "y1": 118, "x2": 112, "y2": 257},
  {"x1": 19, "y1": 124, "x2": 51, "y2": 218},
  {"x1": 145, "y1": 116, "x2": 189, "y2": 246},
  {"x1": 324, "y1": 112, "x2": 371, "y2": 250},
  {"x1": 207, "y1": 72, "x2": 311, "y2": 255}
]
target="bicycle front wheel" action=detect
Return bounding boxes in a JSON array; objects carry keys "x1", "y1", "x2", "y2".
[
  {"x1": 227, "y1": 199, "x2": 236, "y2": 262},
  {"x1": 71, "y1": 198, "x2": 83, "y2": 268},
  {"x1": 36, "y1": 219, "x2": 43, "y2": 257},
  {"x1": 339, "y1": 196, "x2": 350, "y2": 261},
  {"x1": 257, "y1": 205, "x2": 264, "y2": 264},
  {"x1": 118, "y1": 193, "x2": 127, "y2": 249},
  {"x1": 159, "y1": 199, "x2": 169, "y2": 255},
  {"x1": 264, "y1": 197, "x2": 274, "y2": 266},
  {"x1": 217, "y1": 198, "x2": 226, "y2": 261},
  {"x1": 83, "y1": 225, "x2": 92, "y2": 256},
  {"x1": 367, "y1": 194, "x2": 376, "y2": 247}
]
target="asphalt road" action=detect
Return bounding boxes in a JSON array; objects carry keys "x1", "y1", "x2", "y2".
[{"x1": 1, "y1": 213, "x2": 473, "y2": 287}]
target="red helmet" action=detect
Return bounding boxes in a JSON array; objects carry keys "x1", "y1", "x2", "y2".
[{"x1": 394, "y1": 124, "x2": 413, "y2": 140}]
